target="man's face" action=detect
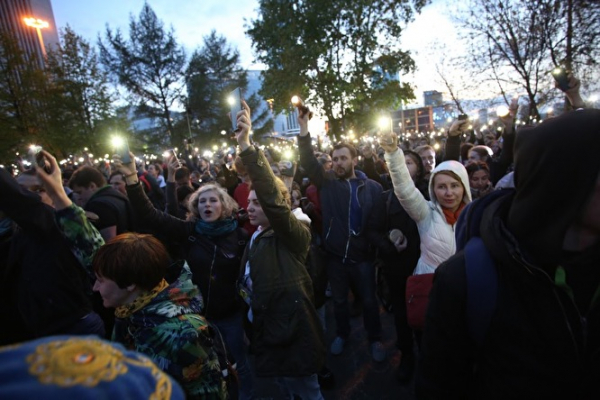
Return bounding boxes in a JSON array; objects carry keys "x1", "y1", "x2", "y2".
[
  {"x1": 17, "y1": 174, "x2": 53, "y2": 206},
  {"x1": 71, "y1": 183, "x2": 98, "y2": 206},
  {"x1": 147, "y1": 165, "x2": 158, "y2": 178},
  {"x1": 331, "y1": 148, "x2": 357, "y2": 179},
  {"x1": 420, "y1": 149, "x2": 436, "y2": 173},
  {"x1": 175, "y1": 176, "x2": 192, "y2": 189},
  {"x1": 109, "y1": 175, "x2": 127, "y2": 195}
]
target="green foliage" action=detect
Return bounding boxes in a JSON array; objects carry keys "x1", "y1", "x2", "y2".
[
  {"x1": 247, "y1": 0, "x2": 427, "y2": 139},
  {"x1": 0, "y1": 31, "x2": 49, "y2": 161},
  {"x1": 45, "y1": 26, "x2": 115, "y2": 155},
  {"x1": 99, "y1": 2, "x2": 186, "y2": 146},
  {"x1": 186, "y1": 30, "x2": 248, "y2": 146}
]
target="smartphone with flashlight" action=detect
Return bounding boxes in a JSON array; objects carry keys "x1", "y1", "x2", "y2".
[
  {"x1": 458, "y1": 114, "x2": 469, "y2": 121},
  {"x1": 229, "y1": 87, "x2": 243, "y2": 132},
  {"x1": 552, "y1": 66, "x2": 570, "y2": 91},
  {"x1": 163, "y1": 149, "x2": 180, "y2": 167},
  {"x1": 117, "y1": 139, "x2": 132, "y2": 164},
  {"x1": 291, "y1": 95, "x2": 313, "y2": 120},
  {"x1": 28, "y1": 145, "x2": 49, "y2": 172}
]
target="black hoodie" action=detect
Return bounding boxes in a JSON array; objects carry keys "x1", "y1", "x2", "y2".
[{"x1": 417, "y1": 109, "x2": 600, "y2": 399}]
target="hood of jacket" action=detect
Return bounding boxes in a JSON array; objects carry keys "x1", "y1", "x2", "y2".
[
  {"x1": 130, "y1": 263, "x2": 203, "y2": 327},
  {"x1": 428, "y1": 160, "x2": 472, "y2": 208},
  {"x1": 292, "y1": 207, "x2": 311, "y2": 226},
  {"x1": 508, "y1": 109, "x2": 600, "y2": 265}
]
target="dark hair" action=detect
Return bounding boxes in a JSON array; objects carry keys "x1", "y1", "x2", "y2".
[
  {"x1": 466, "y1": 160, "x2": 490, "y2": 178},
  {"x1": 404, "y1": 150, "x2": 425, "y2": 183},
  {"x1": 248, "y1": 176, "x2": 291, "y2": 207},
  {"x1": 330, "y1": 142, "x2": 357, "y2": 159},
  {"x1": 176, "y1": 185, "x2": 195, "y2": 203},
  {"x1": 68, "y1": 166, "x2": 107, "y2": 189},
  {"x1": 470, "y1": 145, "x2": 492, "y2": 161},
  {"x1": 175, "y1": 166, "x2": 190, "y2": 181},
  {"x1": 460, "y1": 143, "x2": 474, "y2": 162},
  {"x1": 92, "y1": 233, "x2": 168, "y2": 291},
  {"x1": 109, "y1": 171, "x2": 125, "y2": 182}
]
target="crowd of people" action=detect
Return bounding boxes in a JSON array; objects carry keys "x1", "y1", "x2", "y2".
[{"x1": 0, "y1": 74, "x2": 598, "y2": 399}]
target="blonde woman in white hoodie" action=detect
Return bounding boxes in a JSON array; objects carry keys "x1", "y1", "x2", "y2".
[
  {"x1": 380, "y1": 131, "x2": 471, "y2": 339},
  {"x1": 380, "y1": 132, "x2": 472, "y2": 275}
]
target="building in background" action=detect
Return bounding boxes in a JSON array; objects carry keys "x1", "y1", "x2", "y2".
[{"x1": 0, "y1": 0, "x2": 59, "y2": 66}]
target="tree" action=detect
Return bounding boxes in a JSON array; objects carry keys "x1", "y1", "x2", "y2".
[
  {"x1": 186, "y1": 30, "x2": 248, "y2": 144},
  {"x1": 452, "y1": 0, "x2": 600, "y2": 118},
  {"x1": 247, "y1": 0, "x2": 427, "y2": 139},
  {"x1": 0, "y1": 30, "x2": 51, "y2": 160},
  {"x1": 45, "y1": 26, "x2": 115, "y2": 154},
  {"x1": 99, "y1": 2, "x2": 186, "y2": 147},
  {"x1": 186, "y1": 30, "x2": 273, "y2": 145}
]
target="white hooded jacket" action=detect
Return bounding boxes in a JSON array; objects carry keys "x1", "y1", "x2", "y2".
[{"x1": 385, "y1": 149, "x2": 471, "y2": 275}]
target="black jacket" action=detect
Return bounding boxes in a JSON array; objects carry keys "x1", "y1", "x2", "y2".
[
  {"x1": 0, "y1": 169, "x2": 92, "y2": 342},
  {"x1": 298, "y1": 133, "x2": 387, "y2": 263},
  {"x1": 126, "y1": 182, "x2": 247, "y2": 320},
  {"x1": 417, "y1": 109, "x2": 600, "y2": 399}
]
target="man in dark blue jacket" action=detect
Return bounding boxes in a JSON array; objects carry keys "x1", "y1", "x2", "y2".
[{"x1": 298, "y1": 114, "x2": 388, "y2": 362}]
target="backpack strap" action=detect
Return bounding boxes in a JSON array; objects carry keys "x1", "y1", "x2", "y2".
[{"x1": 465, "y1": 237, "x2": 498, "y2": 347}]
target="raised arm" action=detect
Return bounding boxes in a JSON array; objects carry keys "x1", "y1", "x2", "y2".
[
  {"x1": 236, "y1": 101, "x2": 310, "y2": 254},
  {"x1": 0, "y1": 163, "x2": 56, "y2": 235},
  {"x1": 114, "y1": 153, "x2": 191, "y2": 243},
  {"x1": 380, "y1": 132, "x2": 430, "y2": 223}
]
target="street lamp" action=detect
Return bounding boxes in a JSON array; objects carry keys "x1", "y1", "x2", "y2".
[{"x1": 23, "y1": 17, "x2": 49, "y2": 58}]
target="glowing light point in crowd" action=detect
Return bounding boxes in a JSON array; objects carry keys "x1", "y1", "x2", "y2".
[
  {"x1": 496, "y1": 105, "x2": 510, "y2": 117},
  {"x1": 111, "y1": 136, "x2": 124, "y2": 148}
]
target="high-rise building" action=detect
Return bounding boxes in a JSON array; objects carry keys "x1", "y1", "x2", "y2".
[{"x1": 0, "y1": 0, "x2": 59, "y2": 66}]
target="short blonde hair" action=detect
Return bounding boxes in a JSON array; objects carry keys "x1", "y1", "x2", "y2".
[{"x1": 187, "y1": 183, "x2": 239, "y2": 221}]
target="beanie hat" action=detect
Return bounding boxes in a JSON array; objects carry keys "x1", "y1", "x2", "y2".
[{"x1": 0, "y1": 335, "x2": 185, "y2": 400}]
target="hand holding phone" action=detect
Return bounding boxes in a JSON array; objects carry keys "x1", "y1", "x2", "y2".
[
  {"x1": 291, "y1": 95, "x2": 313, "y2": 120},
  {"x1": 552, "y1": 66, "x2": 570, "y2": 91},
  {"x1": 28, "y1": 145, "x2": 51, "y2": 173},
  {"x1": 228, "y1": 88, "x2": 243, "y2": 132}
]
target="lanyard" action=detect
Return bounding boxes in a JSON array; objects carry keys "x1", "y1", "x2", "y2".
[{"x1": 555, "y1": 266, "x2": 600, "y2": 311}]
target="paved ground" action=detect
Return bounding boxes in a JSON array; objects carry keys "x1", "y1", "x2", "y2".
[{"x1": 252, "y1": 299, "x2": 417, "y2": 399}]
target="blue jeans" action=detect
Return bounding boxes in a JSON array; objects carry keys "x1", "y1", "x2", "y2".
[
  {"x1": 211, "y1": 311, "x2": 254, "y2": 400},
  {"x1": 327, "y1": 258, "x2": 382, "y2": 342},
  {"x1": 275, "y1": 374, "x2": 323, "y2": 400}
]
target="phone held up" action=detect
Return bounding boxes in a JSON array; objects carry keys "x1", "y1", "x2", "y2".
[
  {"x1": 228, "y1": 87, "x2": 243, "y2": 133},
  {"x1": 458, "y1": 114, "x2": 469, "y2": 121},
  {"x1": 552, "y1": 66, "x2": 570, "y2": 91},
  {"x1": 291, "y1": 95, "x2": 313, "y2": 120},
  {"x1": 112, "y1": 137, "x2": 131, "y2": 164},
  {"x1": 28, "y1": 145, "x2": 50, "y2": 173}
]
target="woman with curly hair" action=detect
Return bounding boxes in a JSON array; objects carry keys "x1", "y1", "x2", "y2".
[{"x1": 115, "y1": 157, "x2": 254, "y2": 400}]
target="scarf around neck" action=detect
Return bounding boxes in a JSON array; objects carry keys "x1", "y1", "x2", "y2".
[
  {"x1": 442, "y1": 202, "x2": 466, "y2": 225},
  {"x1": 194, "y1": 217, "x2": 238, "y2": 239},
  {"x1": 114, "y1": 279, "x2": 169, "y2": 319}
]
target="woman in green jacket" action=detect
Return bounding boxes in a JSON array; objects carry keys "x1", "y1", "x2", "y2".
[{"x1": 235, "y1": 101, "x2": 326, "y2": 399}]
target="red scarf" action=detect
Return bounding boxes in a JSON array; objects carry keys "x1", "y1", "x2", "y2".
[{"x1": 442, "y1": 202, "x2": 466, "y2": 225}]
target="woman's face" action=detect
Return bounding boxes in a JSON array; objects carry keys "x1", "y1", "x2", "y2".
[
  {"x1": 291, "y1": 190, "x2": 301, "y2": 209},
  {"x1": 196, "y1": 190, "x2": 224, "y2": 222},
  {"x1": 405, "y1": 155, "x2": 419, "y2": 180},
  {"x1": 247, "y1": 190, "x2": 269, "y2": 227},
  {"x1": 470, "y1": 169, "x2": 490, "y2": 190},
  {"x1": 93, "y1": 274, "x2": 134, "y2": 309},
  {"x1": 433, "y1": 173, "x2": 465, "y2": 213}
]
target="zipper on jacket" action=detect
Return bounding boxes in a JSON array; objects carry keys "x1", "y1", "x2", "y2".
[
  {"x1": 325, "y1": 217, "x2": 334, "y2": 241},
  {"x1": 343, "y1": 180, "x2": 352, "y2": 263},
  {"x1": 511, "y1": 252, "x2": 582, "y2": 363},
  {"x1": 205, "y1": 245, "x2": 218, "y2": 314}
]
